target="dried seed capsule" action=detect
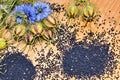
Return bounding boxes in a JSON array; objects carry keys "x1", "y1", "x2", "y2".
[
  {"x1": 31, "y1": 23, "x2": 43, "y2": 36},
  {"x1": 5, "y1": 15, "x2": 16, "y2": 27},
  {"x1": 13, "y1": 24, "x2": 26, "y2": 37},
  {"x1": 43, "y1": 15, "x2": 56, "y2": 28},
  {"x1": 82, "y1": 5, "x2": 97, "y2": 22},
  {"x1": 42, "y1": 30, "x2": 52, "y2": 40},
  {"x1": 66, "y1": 4, "x2": 79, "y2": 18},
  {"x1": 0, "y1": 38, "x2": 7, "y2": 50},
  {"x1": 1, "y1": 28, "x2": 12, "y2": 41},
  {"x1": 25, "y1": 33, "x2": 34, "y2": 44}
]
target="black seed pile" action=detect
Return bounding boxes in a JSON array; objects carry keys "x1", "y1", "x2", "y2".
[
  {"x1": 0, "y1": 52, "x2": 36, "y2": 80},
  {"x1": 63, "y1": 41, "x2": 115, "y2": 78},
  {"x1": 54, "y1": 21, "x2": 117, "y2": 79}
]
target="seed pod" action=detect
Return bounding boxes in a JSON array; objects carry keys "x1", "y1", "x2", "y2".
[
  {"x1": 0, "y1": 38, "x2": 7, "y2": 50},
  {"x1": 5, "y1": 15, "x2": 16, "y2": 27},
  {"x1": 43, "y1": 15, "x2": 56, "y2": 28},
  {"x1": 13, "y1": 24, "x2": 26, "y2": 37},
  {"x1": 42, "y1": 30, "x2": 52, "y2": 40},
  {"x1": 25, "y1": 33, "x2": 34, "y2": 44},
  {"x1": 31, "y1": 23, "x2": 43, "y2": 36},
  {"x1": 82, "y1": 5, "x2": 97, "y2": 22},
  {"x1": 66, "y1": 4, "x2": 79, "y2": 18},
  {"x1": 1, "y1": 28, "x2": 12, "y2": 41}
]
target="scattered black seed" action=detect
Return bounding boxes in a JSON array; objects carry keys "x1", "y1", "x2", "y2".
[
  {"x1": 35, "y1": 48, "x2": 63, "y2": 80},
  {"x1": 109, "y1": 10, "x2": 111, "y2": 13},
  {"x1": 50, "y1": 3, "x2": 65, "y2": 12},
  {"x1": 54, "y1": 24, "x2": 77, "y2": 52},
  {"x1": 0, "y1": 52, "x2": 36, "y2": 80}
]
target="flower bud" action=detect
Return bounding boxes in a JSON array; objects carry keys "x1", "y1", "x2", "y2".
[
  {"x1": 42, "y1": 30, "x2": 52, "y2": 40},
  {"x1": 25, "y1": 33, "x2": 33, "y2": 44},
  {"x1": 43, "y1": 15, "x2": 56, "y2": 28},
  {"x1": 13, "y1": 24, "x2": 26, "y2": 36},
  {"x1": 0, "y1": 38, "x2": 7, "y2": 50},
  {"x1": 83, "y1": 5, "x2": 96, "y2": 22},
  {"x1": 66, "y1": 4, "x2": 79, "y2": 18},
  {"x1": 31, "y1": 23, "x2": 43, "y2": 35}
]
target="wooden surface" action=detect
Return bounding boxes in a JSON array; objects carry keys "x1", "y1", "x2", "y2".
[{"x1": 91, "y1": 0, "x2": 120, "y2": 21}]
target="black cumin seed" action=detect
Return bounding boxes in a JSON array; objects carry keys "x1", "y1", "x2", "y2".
[
  {"x1": 63, "y1": 42, "x2": 115, "y2": 78},
  {"x1": 0, "y1": 52, "x2": 36, "y2": 80}
]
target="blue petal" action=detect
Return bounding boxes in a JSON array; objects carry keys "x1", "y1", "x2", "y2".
[
  {"x1": 16, "y1": 17, "x2": 22, "y2": 24},
  {"x1": 33, "y1": 1, "x2": 52, "y2": 21}
]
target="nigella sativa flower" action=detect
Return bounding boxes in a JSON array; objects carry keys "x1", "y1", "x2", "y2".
[
  {"x1": 33, "y1": 1, "x2": 52, "y2": 22},
  {"x1": 13, "y1": 1, "x2": 52, "y2": 24},
  {"x1": 13, "y1": 4, "x2": 36, "y2": 24}
]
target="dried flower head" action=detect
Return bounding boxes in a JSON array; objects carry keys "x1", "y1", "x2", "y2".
[
  {"x1": 42, "y1": 29, "x2": 53, "y2": 40},
  {"x1": 30, "y1": 23, "x2": 43, "y2": 36},
  {"x1": 82, "y1": 5, "x2": 97, "y2": 22},
  {"x1": 43, "y1": 15, "x2": 56, "y2": 28},
  {"x1": 5, "y1": 15, "x2": 16, "y2": 27},
  {"x1": 66, "y1": 4, "x2": 79, "y2": 18},
  {"x1": 25, "y1": 33, "x2": 34, "y2": 45},
  {"x1": 13, "y1": 24, "x2": 26, "y2": 37}
]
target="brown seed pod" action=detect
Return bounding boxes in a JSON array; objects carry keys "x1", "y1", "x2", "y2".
[
  {"x1": 42, "y1": 29, "x2": 53, "y2": 40},
  {"x1": 43, "y1": 15, "x2": 56, "y2": 28},
  {"x1": 31, "y1": 23, "x2": 43, "y2": 36},
  {"x1": 82, "y1": 5, "x2": 97, "y2": 22},
  {"x1": 5, "y1": 15, "x2": 16, "y2": 27},
  {"x1": 0, "y1": 28, "x2": 12, "y2": 41},
  {"x1": 13, "y1": 24, "x2": 26, "y2": 37},
  {"x1": 25, "y1": 33, "x2": 34, "y2": 45},
  {"x1": 66, "y1": 4, "x2": 79, "y2": 18}
]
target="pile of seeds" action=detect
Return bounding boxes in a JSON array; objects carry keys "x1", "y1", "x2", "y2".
[
  {"x1": 62, "y1": 34, "x2": 116, "y2": 79},
  {"x1": 0, "y1": 48, "x2": 36, "y2": 80}
]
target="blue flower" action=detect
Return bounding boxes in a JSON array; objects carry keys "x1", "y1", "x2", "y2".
[
  {"x1": 14, "y1": 4, "x2": 36, "y2": 24},
  {"x1": 33, "y1": 1, "x2": 52, "y2": 22},
  {"x1": 16, "y1": 16, "x2": 22, "y2": 23},
  {"x1": 13, "y1": 1, "x2": 52, "y2": 24}
]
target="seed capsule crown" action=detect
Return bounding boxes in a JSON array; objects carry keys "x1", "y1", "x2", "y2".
[
  {"x1": 31, "y1": 23, "x2": 43, "y2": 35},
  {"x1": 83, "y1": 5, "x2": 96, "y2": 21},
  {"x1": 13, "y1": 24, "x2": 26, "y2": 36},
  {"x1": 67, "y1": 4, "x2": 79, "y2": 18}
]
